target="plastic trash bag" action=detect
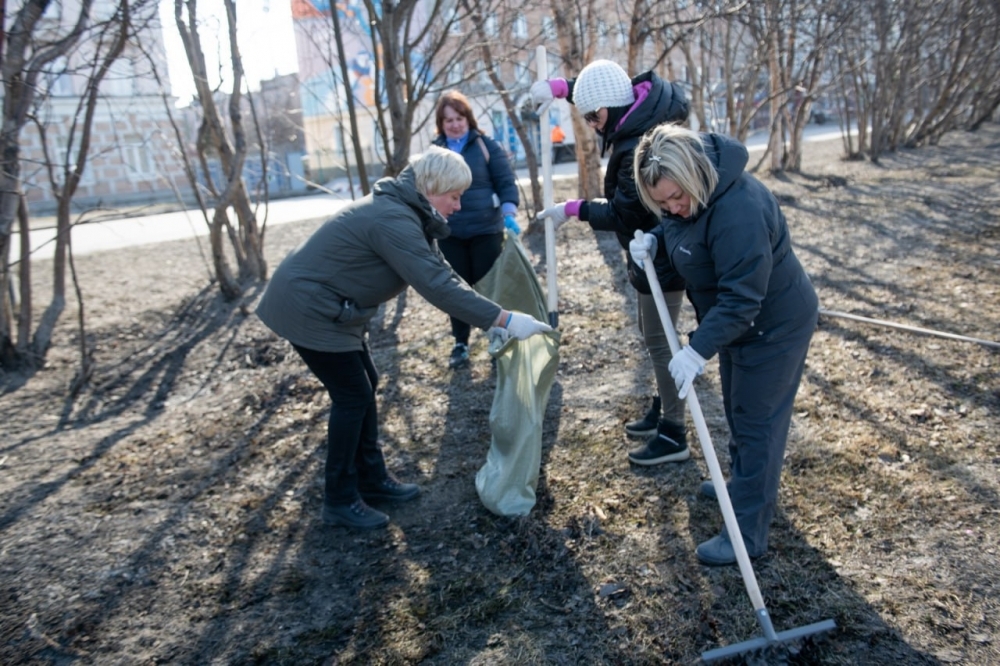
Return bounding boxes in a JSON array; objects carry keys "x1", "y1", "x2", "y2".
[{"x1": 472, "y1": 234, "x2": 560, "y2": 516}]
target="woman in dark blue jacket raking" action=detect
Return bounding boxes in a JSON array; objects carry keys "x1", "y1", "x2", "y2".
[
  {"x1": 432, "y1": 91, "x2": 521, "y2": 369},
  {"x1": 629, "y1": 124, "x2": 819, "y2": 566}
]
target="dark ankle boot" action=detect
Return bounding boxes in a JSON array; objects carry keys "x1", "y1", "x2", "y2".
[
  {"x1": 627, "y1": 418, "x2": 690, "y2": 466},
  {"x1": 624, "y1": 396, "x2": 661, "y2": 438}
]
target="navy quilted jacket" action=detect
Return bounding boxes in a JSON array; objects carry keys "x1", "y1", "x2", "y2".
[{"x1": 433, "y1": 129, "x2": 519, "y2": 239}]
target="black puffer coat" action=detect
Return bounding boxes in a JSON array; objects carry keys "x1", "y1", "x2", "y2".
[{"x1": 567, "y1": 70, "x2": 689, "y2": 293}]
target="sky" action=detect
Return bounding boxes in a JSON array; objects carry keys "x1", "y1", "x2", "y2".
[{"x1": 158, "y1": 0, "x2": 300, "y2": 107}]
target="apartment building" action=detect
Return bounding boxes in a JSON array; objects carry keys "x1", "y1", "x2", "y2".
[{"x1": 14, "y1": 0, "x2": 186, "y2": 215}]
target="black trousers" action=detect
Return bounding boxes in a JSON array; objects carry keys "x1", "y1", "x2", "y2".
[
  {"x1": 437, "y1": 231, "x2": 503, "y2": 344},
  {"x1": 718, "y1": 311, "x2": 817, "y2": 555},
  {"x1": 293, "y1": 343, "x2": 387, "y2": 505}
]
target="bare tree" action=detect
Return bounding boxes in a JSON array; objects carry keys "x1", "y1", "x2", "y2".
[
  {"x1": 966, "y1": 5, "x2": 1000, "y2": 130},
  {"x1": 548, "y1": 0, "x2": 602, "y2": 198},
  {"x1": 28, "y1": 0, "x2": 139, "y2": 385},
  {"x1": 0, "y1": 0, "x2": 97, "y2": 371},
  {"x1": 827, "y1": 0, "x2": 999, "y2": 161},
  {"x1": 295, "y1": 0, "x2": 475, "y2": 181},
  {"x1": 173, "y1": 0, "x2": 266, "y2": 300},
  {"x1": 746, "y1": 0, "x2": 844, "y2": 172},
  {"x1": 360, "y1": 0, "x2": 478, "y2": 175},
  {"x1": 328, "y1": 2, "x2": 371, "y2": 194},
  {"x1": 459, "y1": 0, "x2": 549, "y2": 218}
]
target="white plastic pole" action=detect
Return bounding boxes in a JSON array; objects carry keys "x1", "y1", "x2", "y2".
[{"x1": 537, "y1": 45, "x2": 558, "y2": 327}]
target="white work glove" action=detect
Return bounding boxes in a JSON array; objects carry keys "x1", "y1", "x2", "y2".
[
  {"x1": 669, "y1": 345, "x2": 707, "y2": 399},
  {"x1": 629, "y1": 232, "x2": 658, "y2": 268},
  {"x1": 538, "y1": 203, "x2": 572, "y2": 231},
  {"x1": 505, "y1": 312, "x2": 553, "y2": 340},
  {"x1": 488, "y1": 326, "x2": 511, "y2": 344},
  {"x1": 529, "y1": 80, "x2": 554, "y2": 106}
]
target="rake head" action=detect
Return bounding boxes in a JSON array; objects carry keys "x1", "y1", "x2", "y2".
[{"x1": 702, "y1": 617, "x2": 836, "y2": 664}]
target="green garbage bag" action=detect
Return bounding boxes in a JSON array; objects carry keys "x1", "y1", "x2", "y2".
[{"x1": 473, "y1": 234, "x2": 560, "y2": 516}]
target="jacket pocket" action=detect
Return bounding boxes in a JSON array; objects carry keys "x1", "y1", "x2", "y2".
[{"x1": 334, "y1": 298, "x2": 378, "y2": 324}]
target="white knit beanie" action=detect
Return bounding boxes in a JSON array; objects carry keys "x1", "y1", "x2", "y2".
[{"x1": 573, "y1": 60, "x2": 635, "y2": 114}]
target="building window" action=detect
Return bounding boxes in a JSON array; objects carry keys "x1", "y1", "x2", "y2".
[
  {"x1": 514, "y1": 62, "x2": 529, "y2": 85},
  {"x1": 332, "y1": 125, "x2": 344, "y2": 153},
  {"x1": 542, "y1": 16, "x2": 556, "y2": 40},
  {"x1": 93, "y1": 0, "x2": 119, "y2": 21},
  {"x1": 123, "y1": 135, "x2": 155, "y2": 180},
  {"x1": 448, "y1": 8, "x2": 462, "y2": 34},
  {"x1": 104, "y1": 58, "x2": 135, "y2": 97},
  {"x1": 46, "y1": 57, "x2": 73, "y2": 97},
  {"x1": 446, "y1": 61, "x2": 464, "y2": 86},
  {"x1": 513, "y1": 14, "x2": 527, "y2": 39},
  {"x1": 42, "y1": 0, "x2": 62, "y2": 20},
  {"x1": 485, "y1": 13, "x2": 498, "y2": 37}
]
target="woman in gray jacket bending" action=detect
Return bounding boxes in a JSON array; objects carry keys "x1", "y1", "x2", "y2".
[
  {"x1": 256, "y1": 147, "x2": 551, "y2": 531},
  {"x1": 629, "y1": 124, "x2": 818, "y2": 566}
]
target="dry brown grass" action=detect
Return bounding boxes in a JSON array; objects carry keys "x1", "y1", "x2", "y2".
[{"x1": 2, "y1": 125, "x2": 999, "y2": 665}]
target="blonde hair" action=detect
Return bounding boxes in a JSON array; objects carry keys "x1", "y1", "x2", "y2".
[
  {"x1": 633, "y1": 124, "x2": 718, "y2": 217},
  {"x1": 410, "y1": 146, "x2": 472, "y2": 196}
]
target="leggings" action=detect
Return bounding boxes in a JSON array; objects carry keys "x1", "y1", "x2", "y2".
[
  {"x1": 637, "y1": 290, "x2": 685, "y2": 425},
  {"x1": 293, "y1": 343, "x2": 388, "y2": 505},
  {"x1": 438, "y1": 232, "x2": 504, "y2": 344}
]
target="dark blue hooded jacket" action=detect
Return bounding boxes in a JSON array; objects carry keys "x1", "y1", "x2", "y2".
[
  {"x1": 432, "y1": 129, "x2": 519, "y2": 239},
  {"x1": 649, "y1": 132, "x2": 819, "y2": 359}
]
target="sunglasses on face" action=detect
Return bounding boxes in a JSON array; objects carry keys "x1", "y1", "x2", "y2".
[{"x1": 583, "y1": 109, "x2": 601, "y2": 124}]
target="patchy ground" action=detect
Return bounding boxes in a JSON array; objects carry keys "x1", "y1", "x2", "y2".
[{"x1": 2, "y1": 125, "x2": 999, "y2": 665}]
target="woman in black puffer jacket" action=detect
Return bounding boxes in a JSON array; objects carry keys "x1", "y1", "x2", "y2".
[{"x1": 531, "y1": 60, "x2": 691, "y2": 466}]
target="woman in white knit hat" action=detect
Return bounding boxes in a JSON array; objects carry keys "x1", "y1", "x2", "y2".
[{"x1": 531, "y1": 60, "x2": 691, "y2": 467}]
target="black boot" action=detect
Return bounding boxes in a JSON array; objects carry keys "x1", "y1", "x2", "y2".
[
  {"x1": 628, "y1": 418, "x2": 690, "y2": 465},
  {"x1": 624, "y1": 396, "x2": 661, "y2": 438},
  {"x1": 322, "y1": 499, "x2": 389, "y2": 530}
]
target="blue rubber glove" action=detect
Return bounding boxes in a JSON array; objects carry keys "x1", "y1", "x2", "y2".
[{"x1": 504, "y1": 214, "x2": 521, "y2": 235}]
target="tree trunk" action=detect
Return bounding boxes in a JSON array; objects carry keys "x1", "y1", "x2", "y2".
[
  {"x1": 552, "y1": 0, "x2": 602, "y2": 199},
  {"x1": 0, "y1": 0, "x2": 95, "y2": 371},
  {"x1": 330, "y1": 2, "x2": 369, "y2": 194},
  {"x1": 174, "y1": 0, "x2": 267, "y2": 299}
]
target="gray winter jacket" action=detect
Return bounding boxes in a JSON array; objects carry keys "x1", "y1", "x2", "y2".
[
  {"x1": 649, "y1": 132, "x2": 818, "y2": 360},
  {"x1": 256, "y1": 168, "x2": 503, "y2": 352}
]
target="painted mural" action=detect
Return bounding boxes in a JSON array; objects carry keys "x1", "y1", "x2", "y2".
[{"x1": 292, "y1": 0, "x2": 380, "y2": 118}]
